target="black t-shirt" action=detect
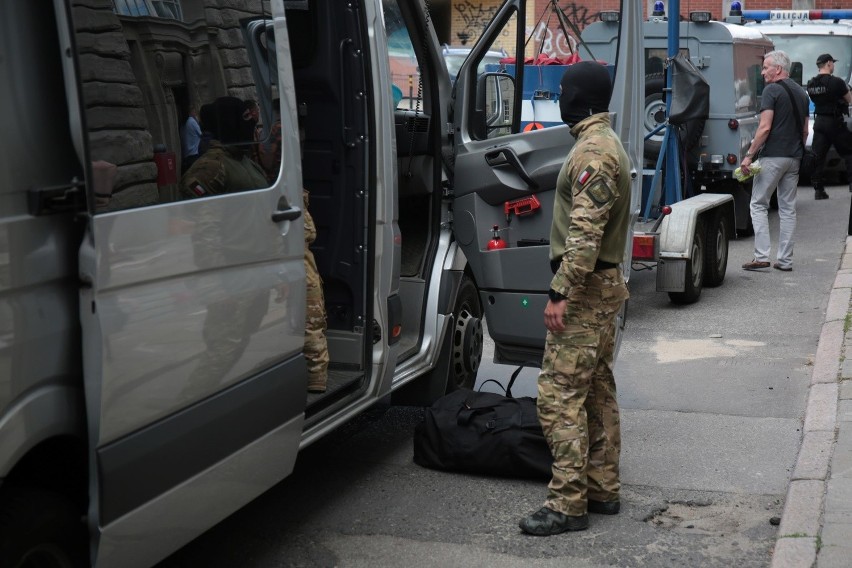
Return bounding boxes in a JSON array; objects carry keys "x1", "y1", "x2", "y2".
[
  {"x1": 761, "y1": 79, "x2": 809, "y2": 158},
  {"x1": 807, "y1": 74, "x2": 850, "y2": 116}
]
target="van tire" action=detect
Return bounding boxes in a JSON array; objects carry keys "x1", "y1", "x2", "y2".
[
  {"x1": 668, "y1": 218, "x2": 705, "y2": 304},
  {"x1": 0, "y1": 489, "x2": 87, "y2": 568},
  {"x1": 447, "y1": 274, "x2": 483, "y2": 392},
  {"x1": 643, "y1": 73, "x2": 706, "y2": 162}
]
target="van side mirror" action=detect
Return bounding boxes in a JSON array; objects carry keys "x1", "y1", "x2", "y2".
[{"x1": 473, "y1": 73, "x2": 515, "y2": 139}]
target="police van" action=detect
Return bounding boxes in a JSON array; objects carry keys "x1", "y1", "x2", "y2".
[
  {"x1": 743, "y1": 9, "x2": 852, "y2": 183},
  {"x1": 1, "y1": 1, "x2": 648, "y2": 566}
]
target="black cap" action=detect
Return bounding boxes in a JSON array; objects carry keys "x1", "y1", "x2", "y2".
[{"x1": 816, "y1": 53, "x2": 837, "y2": 65}]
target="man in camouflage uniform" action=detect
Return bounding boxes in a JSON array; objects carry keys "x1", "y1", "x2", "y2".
[
  {"x1": 519, "y1": 62, "x2": 631, "y2": 536},
  {"x1": 181, "y1": 97, "x2": 269, "y2": 199}
]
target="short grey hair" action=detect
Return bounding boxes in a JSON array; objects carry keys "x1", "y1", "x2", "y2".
[{"x1": 764, "y1": 50, "x2": 791, "y2": 73}]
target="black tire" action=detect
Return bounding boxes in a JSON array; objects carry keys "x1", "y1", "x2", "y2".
[
  {"x1": 668, "y1": 219, "x2": 705, "y2": 304},
  {"x1": 447, "y1": 274, "x2": 483, "y2": 392},
  {"x1": 703, "y1": 211, "x2": 729, "y2": 288},
  {"x1": 0, "y1": 489, "x2": 87, "y2": 568},
  {"x1": 643, "y1": 73, "x2": 706, "y2": 162}
]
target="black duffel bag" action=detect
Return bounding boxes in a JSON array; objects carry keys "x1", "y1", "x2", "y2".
[{"x1": 413, "y1": 365, "x2": 553, "y2": 479}]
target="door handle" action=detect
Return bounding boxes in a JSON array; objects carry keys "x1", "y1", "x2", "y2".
[
  {"x1": 271, "y1": 206, "x2": 302, "y2": 223},
  {"x1": 484, "y1": 149, "x2": 539, "y2": 190}
]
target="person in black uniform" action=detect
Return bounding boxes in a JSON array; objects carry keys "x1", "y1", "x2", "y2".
[{"x1": 806, "y1": 53, "x2": 852, "y2": 199}]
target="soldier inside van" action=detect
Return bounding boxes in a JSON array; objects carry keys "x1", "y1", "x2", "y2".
[
  {"x1": 257, "y1": 100, "x2": 330, "y2": 394},
  {"x1": 179, "y1": 96, "x2": 268, "y2": 199}
]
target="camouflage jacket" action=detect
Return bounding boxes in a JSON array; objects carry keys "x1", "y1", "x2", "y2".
[
  {"x1": 550, "y1": 113, "x2": 631, "y2": 297},
  {"x1": 179, "y1": 141, "x2": 269, "y2": 199}
]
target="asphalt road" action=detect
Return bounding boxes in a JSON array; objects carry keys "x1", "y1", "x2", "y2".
[{"x1": 157, "y1": 184, "x2": 852, "y2": 568}]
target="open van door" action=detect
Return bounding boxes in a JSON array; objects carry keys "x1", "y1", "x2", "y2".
[
  {"x1": 56, "y1": 2, "x2": 307, "y2": 565},
  {"x1": 450, "y1": 0, "x2": 643, "y2": 365}
]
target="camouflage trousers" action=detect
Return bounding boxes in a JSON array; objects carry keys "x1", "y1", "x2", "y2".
[
  {"x1": 538, "y1": 268, "x2": 629, "y2": 517},
  {"x1": 303, "y1": 197, "x2": 328, "y2": 390},
  {"x1": 305, "y1": 247, "x2": 329, "y2": 388}
]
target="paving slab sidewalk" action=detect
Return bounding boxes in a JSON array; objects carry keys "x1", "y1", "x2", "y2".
[{"x1": 771, "y1": 237, "x2": 852, "y2": 568}]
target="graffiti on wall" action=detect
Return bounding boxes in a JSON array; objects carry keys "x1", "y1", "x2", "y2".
[
  {"x1": 453, "y1": 1, "x2": 598, "y2": 58},
  {"x1": 454, "y1": 1, "x2": 500, "y2": 44},
  {"x1": 531, "y1": 2, "x2": 597, "y2": 58}
]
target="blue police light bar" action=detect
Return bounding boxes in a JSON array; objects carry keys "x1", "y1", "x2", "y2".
[
  {"x1": 652, "y1": 1, "x2": 665, "y2": 17},
  {"x1": 742, "y1": 9, "x2": 852, "y2": 22}
]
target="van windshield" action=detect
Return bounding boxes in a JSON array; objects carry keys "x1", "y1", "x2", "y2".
[{"x1": 765, "y1": 34, "x2": 852, "y2": 84}]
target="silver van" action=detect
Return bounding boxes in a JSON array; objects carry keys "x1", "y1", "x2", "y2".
[{"x1": 0, "y1": 1, "x2": 642, "y2": 566}]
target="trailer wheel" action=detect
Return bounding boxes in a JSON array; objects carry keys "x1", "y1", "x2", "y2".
[
  {"x1": 643, "y1": 73, "x2": 706, "y2": 162},
  {"x1": 0, "y1": 489, "x2": 87, "y2": 568},
  {"x1": 703, "y1": 211, "x2": 729, "y2": 287},
  {"x1": 447, "y1": 274, "x2": 483, "y2": 392},
  {"x1": 669, "y1": 219, "x2": 704, "y2": 304}
]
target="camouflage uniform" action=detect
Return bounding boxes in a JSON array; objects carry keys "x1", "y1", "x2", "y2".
[
  {"x1": 180, "y1": 141, "x2": 268, "y2": 199},
  {"x1": 539, "y1": 112, "x2": 631, "y2": 517},
  {"x1": 303, "y1": 190, "x2": 329, "y2": 392}
]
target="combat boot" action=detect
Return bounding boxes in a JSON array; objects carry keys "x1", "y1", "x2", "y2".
[
  {"x1": 519, "y1": 507, "x2": 588, "y2": 535},
  {"x1": 307, "y1": 374, "x2": 327, "y2": 394},
  {"x1": 588, "y1": 499, "x2": 620, "y2": 515},
  {"x1": 815, "y1": 188, "x2": 829, "y2": 200}
]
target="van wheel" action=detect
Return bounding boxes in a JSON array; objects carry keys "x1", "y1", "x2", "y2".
[
  {"x1": 643, "y1": 73, "x2": 706, "y2": 162},
  {"x1": 0, "y1": 489, "x2": 87, "y2": 568},
  {"x1": 448, "y1": 275, "x2": 483, "y2": 392},
  {"x1": 669, "y1": 219, "x2": 704, "y2": 304},
  {"x1": 703, "y1": 211, "x2": 729, "y2": 287}
]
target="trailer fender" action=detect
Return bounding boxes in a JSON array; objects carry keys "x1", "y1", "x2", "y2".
[{"x1": 658, "y1": 193, "x2": 734, "y2": 259}]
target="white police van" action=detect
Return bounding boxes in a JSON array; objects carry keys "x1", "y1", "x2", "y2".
[
  {"x1": 0, "y1": 1, "x2": 646, "y2": 566},
  {"x1": 743, "y1": 8, "x2": 852, "y2": 183}
]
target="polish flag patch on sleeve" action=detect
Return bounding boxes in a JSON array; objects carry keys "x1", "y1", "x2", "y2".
[
  {"x1": 191, "y1": 183, "x2": 207, "y2": 196},
  {"x1": 577, "y1": 165, "x2": 595, "y2": 186}
]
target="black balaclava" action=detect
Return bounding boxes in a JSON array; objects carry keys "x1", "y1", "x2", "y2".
[
  {"x1": 559, "y1": 61, "x2": 613, "y2": 128},
  {"x1": 209, "y1": 96, "x2": 257, "y2": 148}
]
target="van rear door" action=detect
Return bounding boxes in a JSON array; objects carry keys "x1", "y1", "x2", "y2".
[{"x1": 56, "y1": 2, "x2": 307, "y2": 565}]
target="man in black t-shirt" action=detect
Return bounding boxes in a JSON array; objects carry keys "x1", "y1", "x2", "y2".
[{"x1": 806, "y1": 53, "x2": 852, "y2": 198}]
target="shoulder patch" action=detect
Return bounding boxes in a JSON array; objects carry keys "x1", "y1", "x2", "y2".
[
  {"x1": 577, "y1": 165, "x2": 595, "y2": 186},
  {"x1": 585, "y1": 180, "x2": 613, "y2": 206},
  {"x1": 188, "y1": 181, "x2": 207, "y2": 197}
]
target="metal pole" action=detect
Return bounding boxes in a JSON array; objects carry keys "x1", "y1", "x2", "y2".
[{"x1": 663, "y1": 0, "x2": 682, "y2": 205}]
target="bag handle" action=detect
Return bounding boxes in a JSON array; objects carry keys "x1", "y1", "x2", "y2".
[{"x1": 506, "y1": 360, "x2": 542, "y2": 398}]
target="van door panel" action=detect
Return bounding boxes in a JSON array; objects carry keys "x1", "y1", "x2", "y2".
[
  {"x1": 60, "y1": 1, "x2": 307, "y2": 564},
  {"x1": 451, "y1": 0, "x2": 574, "y2": 363}
]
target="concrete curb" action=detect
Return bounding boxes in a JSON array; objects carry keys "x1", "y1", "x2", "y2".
[{"x1": 770, "y1": 237, "x2": 852, "y2": 568}]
